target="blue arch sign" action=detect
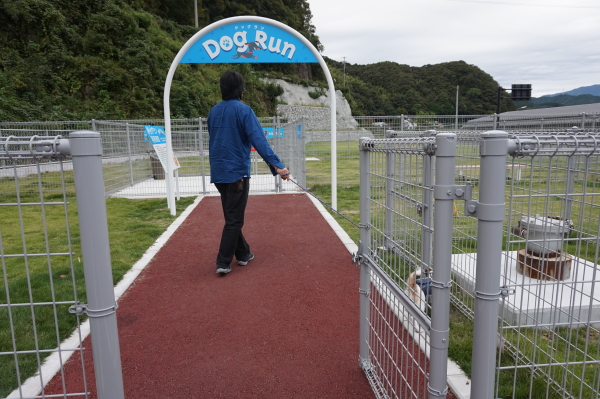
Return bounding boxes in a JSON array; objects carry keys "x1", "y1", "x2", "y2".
[
  {"x1": 181, "y1": 21, "x2": 318, "y2": 64},
  {"x1": 163, "y1": 16, "x2": 337, "y2": 215}
]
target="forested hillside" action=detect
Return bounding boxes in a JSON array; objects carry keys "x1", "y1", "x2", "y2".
[
  {"x1": 543, "y1": 84, "x2": 600, "y2": 98},
  {"x1": 325, "y1": 59, "x2": 514, "y2": 115},
  {"x1": 0, "y1": 0, "x2": 318, "y2": 121},
  {"x1": 0, "y1": 0, "x2": 512, "y2": 121}
]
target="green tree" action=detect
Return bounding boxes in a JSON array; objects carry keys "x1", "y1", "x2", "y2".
[
  {"x1": 325, "y1": 58, "x2": 515, "y2": 115},
  {"x1": 0, "y1": 0, "x2": 321, "y2": 121}
]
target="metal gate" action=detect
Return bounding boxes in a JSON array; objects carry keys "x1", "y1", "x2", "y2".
[{"x1": 357, "y1": 134, "x2": 456, "y2": 398}]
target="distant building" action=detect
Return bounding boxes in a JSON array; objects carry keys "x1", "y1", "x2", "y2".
[
  {"x1": 503, "y1": 103, "x2": 600, "y2": 117},
  {"x1": 463, "y1": 103, "x2": 600, "y2": 131}
]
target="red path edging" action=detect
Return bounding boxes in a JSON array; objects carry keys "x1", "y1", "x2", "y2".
[{"x1": 45, "y1": 194, "x2": 375, "y2": 398}]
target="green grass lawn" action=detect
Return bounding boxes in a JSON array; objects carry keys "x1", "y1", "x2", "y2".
[{"x1": 0, "y1": 175, "x2": 195, "y2": 397}]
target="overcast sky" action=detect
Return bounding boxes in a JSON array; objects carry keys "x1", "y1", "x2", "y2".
[{"x1": 308, "y1": 0, "x2": 600, "y2": 97}]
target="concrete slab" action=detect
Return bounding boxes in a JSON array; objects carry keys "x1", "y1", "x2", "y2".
[
  {"x1": 452, "y1": 251, "x2": 600, "y2": 327},
  {"x1": 110, "y1": 174, "x2": 302, "y2": 198}
]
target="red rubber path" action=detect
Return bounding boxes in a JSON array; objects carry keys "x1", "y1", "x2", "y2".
[{"x1": 45, "y1": 194, "x2": 375, "y2": 398}]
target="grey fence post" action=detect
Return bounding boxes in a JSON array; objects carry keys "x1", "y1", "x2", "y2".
[
  {"x1": 470, "y1": 131, "x2": 508, "y2": 399},
  {"x1": 428, "y1": 133, "x2": 456, "y2": 399},
  {"x1": 421, "y1": 152, "x2": 433, "y2": 273},
  {"x1": 126, "y1": 123, "x2": 134, "y2": 186},
  {"x1": 358, "y1": 137, "x2": 371, "y2": 368},
  {"x1": 199, "y1": 118, "x2": 207, "y2": 194},
  {"x1": 300, "y1": 117, "x2": 307, "y2": 188},
  {"x1": 401, "y1": 114, "x2": 405, "y2": 132},
  {"x1": 0, "y1": 129, "x2": 5, "y2": 170},
  {"x1": 565, "y1": 156, "x2": 575, "y2": 220},
  {"x1": 275, "y1": 116, "x2": 282, "y2": 193},
  {"x1": 69, "y1": 131, "x2": 125, "y2": 399},
  {"x1": 278, "y1": 116, "x2": 286, "y2": 193},
  {"x1": 384, "y1": 152, "x2": 395, "y2": 249}
]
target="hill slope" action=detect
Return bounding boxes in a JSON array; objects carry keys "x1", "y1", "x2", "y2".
[
  {"x1": 0, "y1": 0, "x2": 319, "y2": 121},
  {"x1": 324, "y1": 59, "x2": 514, "y2": 115},
  {"x1": 542, "y1": 84, "x2": 600, "y2": 97}
]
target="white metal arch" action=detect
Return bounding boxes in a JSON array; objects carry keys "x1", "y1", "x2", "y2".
[{"x1": 163, "y1": 16, "x2": 337, "y2": 215}]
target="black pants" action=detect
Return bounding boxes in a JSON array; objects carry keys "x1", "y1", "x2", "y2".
[{"x1": 214, "y1": 178, "x2": 251, "y2": 267}]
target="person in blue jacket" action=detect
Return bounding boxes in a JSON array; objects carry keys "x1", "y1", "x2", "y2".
[{"x1": 208, "y1": 70, "x2": 290, "y2": 275}]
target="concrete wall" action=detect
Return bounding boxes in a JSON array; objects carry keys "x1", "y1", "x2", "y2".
[{"x1": 262, "y1": 78, "x2": 363, "y2": 132}]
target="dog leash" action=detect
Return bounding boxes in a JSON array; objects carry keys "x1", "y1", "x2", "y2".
[{"x1": 281, "y1": 175, "x2": 360, "y2": 229}]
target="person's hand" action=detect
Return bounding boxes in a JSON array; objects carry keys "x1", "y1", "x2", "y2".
[{"x1": 276, "y1": 167, "x2": 290, "y2": 180}]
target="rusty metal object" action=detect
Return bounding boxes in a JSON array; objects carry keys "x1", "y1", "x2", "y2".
[{"x1": 516, "y1": 248, "x2": 572, "y2": 281}]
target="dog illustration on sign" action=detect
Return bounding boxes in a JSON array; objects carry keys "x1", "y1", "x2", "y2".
[{"x1": 231, "y1": 42, "x2": 263, "y2": 59}]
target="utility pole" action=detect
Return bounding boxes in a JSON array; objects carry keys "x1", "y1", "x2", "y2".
[
  {"x1": 342, "y1": 56, "x2": 346, "y2": 87},
  {"x1": 455, "y1": 85, "x2": 459, "y2": 130}
]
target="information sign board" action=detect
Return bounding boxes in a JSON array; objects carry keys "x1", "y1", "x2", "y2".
[{"x1": 144, "y1": 126, "x2": 180, "y2": 171}]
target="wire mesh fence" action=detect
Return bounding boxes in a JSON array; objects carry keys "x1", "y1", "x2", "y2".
[
  {"x1": 499, "y1": 135, "x2": 599, "y2": 399},
  {"x1": 2, "y1": 112, "x2": 598, "y2": 196},
  {"x1": 302, "y1": 112, "x2": 599, "y2": 190},
  {"x1": 358, "y1": 131, "x2": 600, "y2": 399},
  {"x1": 1, "y1": 118, "x2": 306, "y2": 199},
  {"x1": 0, "y1": 131, "x2": 124, "y2": 399},
  {"x1": 3, "y1": 115, "x2": 600, "y2": 398},
  {"x1": 0, "y1": 136, "x2": 87, "y2": 398},
  {"x1": 357, "y1": 136, "x2": 455, "y2": 399},
  {"x1": 462, "y1": 112, "x2": 600, "y2": 133},
  {"x1": 446, "y1": 132, "x2": 600, "y2": 398}
]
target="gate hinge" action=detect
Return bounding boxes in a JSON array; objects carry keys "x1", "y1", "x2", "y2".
[
  {"x1": 352, "y1": 252, "x2": 363, "y2": 268},
  {"x1": 423, "y1": 142, "x2": 438, "y2": 155},
  {"x1": 433, "y1": 183, "x2": 470, "y2": 201},
  {"x1": 433, "y1": 182, "x2": 480, "y2": 218}
]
